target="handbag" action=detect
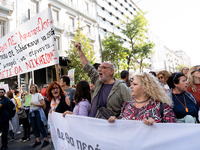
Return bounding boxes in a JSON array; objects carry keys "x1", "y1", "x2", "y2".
[
  {"x1": 95, "y1": 84, "x2": 114, "y2": 119},
  {"x1": 17, "y1": 108, "x2": 27, "y2": 119},
  {"x1": 95, "y1": 107, "x2": 114, "y2": 119}
]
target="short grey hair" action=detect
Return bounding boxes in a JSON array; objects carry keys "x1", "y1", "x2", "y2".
[{"x1": 103, "y1": 61, "x2": 115, "y2": 72}]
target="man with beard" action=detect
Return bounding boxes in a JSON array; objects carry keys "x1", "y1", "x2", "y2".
[
  {"x1": 0, "y1": 88, "x2": 9, "y2": 150},
  {"x1": 75, "y1": 43, "x2": 132, "y2": 118}
]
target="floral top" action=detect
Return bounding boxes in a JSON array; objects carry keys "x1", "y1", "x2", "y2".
[{"x1": 120, "y1": 99, "x2": 177, "y2": 123}]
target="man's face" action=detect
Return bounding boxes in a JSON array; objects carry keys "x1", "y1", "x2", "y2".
[
  {"x1": 60, "y1": 78, "x2": 65, "y2": 87},
  {"x1": 98, "y1": 62, "x2": 114, "y2": 83},
  {"x1": 0, "y1": 90, "x2": 5, "y2": 98}
]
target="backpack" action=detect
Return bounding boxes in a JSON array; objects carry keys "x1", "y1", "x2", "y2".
[{"x1": 8, "y1": 100, "x2": 16, "y2": 118}]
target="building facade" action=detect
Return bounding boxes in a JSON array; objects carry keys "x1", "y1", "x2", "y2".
[{"x1": 0, "y1": 0, "x2": 99, "y2": 90}]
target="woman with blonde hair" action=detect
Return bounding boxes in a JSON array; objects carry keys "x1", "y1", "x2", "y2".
[
  {"x1": 108, "y1": 72, "x2": 177, "y2": 125},
  {"x1": 187, "y1": 65, "x2": 200, "y2": 107}
]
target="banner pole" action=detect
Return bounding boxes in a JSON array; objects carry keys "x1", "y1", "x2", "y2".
[{"x1": 55, "y1": 64, "x2": 60, "y2": 83}]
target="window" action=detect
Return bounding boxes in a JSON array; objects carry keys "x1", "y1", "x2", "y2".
[
  {"x1": 56, "y1": 36, "x2": 60, "y2": 50},
  {"x1": 85, "y1": 25, "x2": 91, "y2": 36},
  {"x1": 30, "y1": 0, "x2": 39, "y2": 18},
  {"x1": 0, "y1": 20, "x2": 6, "y2": 38},
  {"x1": 85, "y1": 2, "x2": 89, "y2": 12},
  {"x1": 69, "y1": 17, "x2": 75, "y2": 30},
  {"x1": 52, "y1": 9, "x2": 59, "y2": 23}
]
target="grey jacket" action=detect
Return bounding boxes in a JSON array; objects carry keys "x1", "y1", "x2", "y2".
[{"x1": 84, "y1": 62, "x2": 132, "y2": 117}]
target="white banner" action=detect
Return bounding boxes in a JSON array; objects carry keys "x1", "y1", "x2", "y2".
[
  {"x1": 49, "y1": 112, "x2": 200, "y2": 150},
  {"x1": 0, "y1": 7, "x2": 59, "y2": 80}
]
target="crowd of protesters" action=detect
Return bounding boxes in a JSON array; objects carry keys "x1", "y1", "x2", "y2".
[{"x1": 0, "y1": 43, "x2": 199, "y2": 150}]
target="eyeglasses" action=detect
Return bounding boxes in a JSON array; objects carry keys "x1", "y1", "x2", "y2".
[
  {"x1": 0, "y1": 92, "x2": 4, "y2": 94},
  {"x1": 98, "y1": 66, "x2": 112, "y2": 70},
  {"x1": 192, "y1": 68, "x2": 200, "y2": 74},
  {"x1": 52, "y1": 87, "x2": 59, "y2": 90},
  {"x1": 158, "y1": 76, "x2": 164, "y2": 80}
]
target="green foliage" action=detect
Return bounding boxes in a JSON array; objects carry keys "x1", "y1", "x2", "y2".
[
  {"x1": 175, "y1": 64, "x2": 190, "y2": 72},
  {"x1": 122, "y1": 11, "x2": 148, "y2": 44},
  {"x1": 121, "y1": 11, "x2": 154, "y2": 71},
  {"x1": 102, "y1": 33, "x2": 128, "y2": 75},
  {"x1": 66, "y1": 25, "x2": 95, "y2": 83},
  {"x1": 134, "y1": 42, "x2": 155, "y2": 72}
]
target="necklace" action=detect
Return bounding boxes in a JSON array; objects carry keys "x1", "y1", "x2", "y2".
[
  {"x1": 173, "y1": 93, "x2": 188, "y2": 112},
  {"x1": 135, "y1": 97, "x2": 151, "y2": 103}
]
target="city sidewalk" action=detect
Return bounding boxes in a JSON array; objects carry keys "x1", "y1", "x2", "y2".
[{"x1": 0, "y1": 131, "x2": 54, "y2": 150}]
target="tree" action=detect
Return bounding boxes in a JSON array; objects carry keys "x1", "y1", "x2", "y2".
[
  {"x1": 66, "y1": 25, "x2": 95, "y2": 83},
  {"x1": 122, "y1": 11, "x2": 150, "y2": 71},
  {"x1": 102, "y1": 33, "x2": 128, "y2": 78},
  {"x1": 175, "y1": 64, "x2": 190, "y2": 72},
  {"x1": 134, "y1": 42, "x2": 154, "y2": 72}
]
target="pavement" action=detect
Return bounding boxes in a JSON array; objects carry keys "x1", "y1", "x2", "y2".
[{"x1": 0, "y1": 131, "x2": 55, "y2": 150}]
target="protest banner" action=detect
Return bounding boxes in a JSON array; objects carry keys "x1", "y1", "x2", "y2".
[
  {"x1": 49, "y1": 112, "x2": 200, "y2": 150},
  {"x1": 0, "y1": 84, "x2": 9, "y2": 92},
  {"x1": 0, "y1": 7, "x2": 59, "y2": 80},
  {"x1": 68, "y1": 69, "x2": 75, "y2": 85}
]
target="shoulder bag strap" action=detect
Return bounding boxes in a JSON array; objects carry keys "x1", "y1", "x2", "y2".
[
  {"x1": 96, "y1": 84, "x2": 104, "y2": 109},
  {"x1": 160, "y1": 102, "x2": 164, "y2": 122}
]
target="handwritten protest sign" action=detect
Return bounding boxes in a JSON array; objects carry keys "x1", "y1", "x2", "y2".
[
  {"x1": 49, "y1": 112, "x2": 200, "y2": 150},
  {"x1": 24, "y1": 95, "x2": 32, "y2": 106},
  {"x1": 0, "y1": 84, "x2": 9, "y2": 92},
  {"x1": 68, "y1": 69, "x2": 75, "y2": 85},
  {"x1": 0, "y1": 7, "x2": 59, "y2": 80}
]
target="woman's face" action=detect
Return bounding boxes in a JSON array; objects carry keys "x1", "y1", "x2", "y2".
[
  {"x1": 30, "y1": 86, "x2": 36, "y2": 93},
  {"x1": 158, "y1": 74, "x2": 166, "y2": 84},
  {"x1": 51, "y1": 84, "x2": 60, "y2": 98},
  {"x1": 175, "y1": 76, "x2": 188, "y2": 92},
  {"x1": 192, "y1": 67, "x2": 200, "y2": 79},
  {"x1": 131, "y1": 76, "x2": 145, "y2": 98}
]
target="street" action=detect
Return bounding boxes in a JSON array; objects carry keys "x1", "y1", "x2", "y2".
[{"x1": 0, "y1": 132, "x2": 55, "y2": 150}]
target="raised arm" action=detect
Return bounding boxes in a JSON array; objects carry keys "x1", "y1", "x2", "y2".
[{"x1": 75, "y1": 43, "x2": 88, "y2": 67}]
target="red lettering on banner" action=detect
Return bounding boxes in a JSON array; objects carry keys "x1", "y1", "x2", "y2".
[
  {"x1": 18, "y1": 17, "x2": 50, "y2": 41},
  {"x1": 0, "y1": 43, "x2": 8, "y2": 53},
  {"x1": 25, "y1": 50, "x2": 55, "y2": 70},
  {"x1": 0, "y1": 68, "x2": 13, "y2": 79},
  {"x1": 38, "y1": 17, "x2": 49, "y2": 30},
  {"x1": 30, "y1": 60, "x2": 36, "y2": 68},
  {"x1": 34, "y1": 58, "x2": 40, "y2": 66},
  {"x1": 7, "y1": 35, "x2": 17, "y2": 47},
  {"x1": 14, "y1": 66, "x2": 23, "y2": 75}
]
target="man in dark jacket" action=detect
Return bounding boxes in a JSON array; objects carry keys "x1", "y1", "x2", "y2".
[{"x1": 0, "y1": 88, "x2": 9, "y2": 150}]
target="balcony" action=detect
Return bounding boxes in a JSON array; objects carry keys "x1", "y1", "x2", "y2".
[{"x1": 0, "y1": 0, "x2": 14, "y2": 15}]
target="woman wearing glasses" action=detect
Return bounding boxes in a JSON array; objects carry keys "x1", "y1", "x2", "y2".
[
  {"x1": 47, "y1": 81, "x2": 71, "y2": 113},
  {"x1": 157, "y1": 70, "x2": 171, "y2": 92},
  {"x1": 187, "y1": 65, "x2": 200, "y2": 107},
  {"x1": 167, "y1": 72, "x2": 199, "y2": 123}
]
